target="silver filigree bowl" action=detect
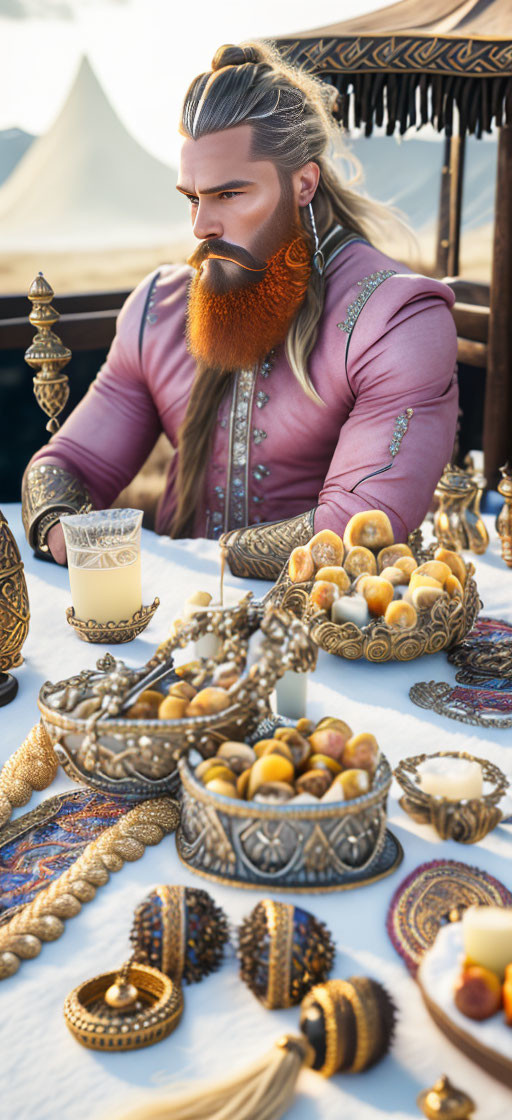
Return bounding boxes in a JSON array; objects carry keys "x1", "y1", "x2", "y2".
[
  {"x1": 38, "y1": 601, "x2": 317, "y2": 800},
  {"x1": 176, "y1": 749, "x2": 394, "y2": 891}
]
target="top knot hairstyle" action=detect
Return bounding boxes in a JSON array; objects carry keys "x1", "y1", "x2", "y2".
[{"x1": 180, "y1": 40, "x2": 408, "y2": 403}]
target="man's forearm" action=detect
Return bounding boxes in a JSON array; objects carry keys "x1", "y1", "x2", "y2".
[
  {"x1": 220, "y1": 509, "x2": 316, "y2": 580},
  {"x1": 22, "y1": 462, "x2": 92, "y2": 558}
]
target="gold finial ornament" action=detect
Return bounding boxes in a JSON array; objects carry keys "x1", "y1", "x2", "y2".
[
  {"x1": 24, "y1": 272, "x2": 71, "y2": 433},
  {"x1": 496, "y1": 463, "x2": 512, "y2": 568},
  {"x1": 0, "y1": 510, "x2": 30, "y2": 704},
  {"x1": 417, "y1": 1075, "x2": 475, "y2": 1119},
  {"x1": 433, "y1": 465, "x2": 489, "y2": 554}
]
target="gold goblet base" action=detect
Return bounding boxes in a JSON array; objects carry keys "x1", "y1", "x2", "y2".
[{"x1": 66, "y1": 598, "x2": 160, "y2": 643}]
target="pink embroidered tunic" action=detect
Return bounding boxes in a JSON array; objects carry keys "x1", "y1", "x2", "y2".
[{"x1": 30, "y1": 239, "x2": 458, "y2": 542}]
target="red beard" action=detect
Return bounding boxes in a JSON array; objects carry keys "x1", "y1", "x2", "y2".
[{"x1": 186, "y1": 231, "x2": 312, "y2": 371}]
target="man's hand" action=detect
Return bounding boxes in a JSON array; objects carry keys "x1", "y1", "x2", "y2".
[{"x1": 47, "y1": 522, "x2": 67, "y2": 565}]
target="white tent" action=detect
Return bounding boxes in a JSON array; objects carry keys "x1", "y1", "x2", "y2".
[{"x1": 0, "y1": 57, "x2": 188, "y2": 251}]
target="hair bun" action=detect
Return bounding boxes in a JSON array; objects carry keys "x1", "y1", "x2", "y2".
[{"x1": 211, "y1": 43, "x2": 261, "y2": 71}]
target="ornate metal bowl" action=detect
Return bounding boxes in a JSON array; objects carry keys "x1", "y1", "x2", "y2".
[
  {"x1": 38, "y1": 601, "x2": 317, "y2": 801},
  {"x1": 394, "y1": 750, "x2": 509, "y2": 843},
  {"x1": 176, "y1": 749, "x2": 394, "y2": 891},
  {"x1": 268, "y1": 530, "x2": 480, "y2": 663}
]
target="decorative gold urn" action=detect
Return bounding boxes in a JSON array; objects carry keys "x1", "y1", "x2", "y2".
[
  {"x1": 24, "y1": 272, "x2": 71, "y2": 433},
  {"x1": 434, "y1": 464, "x2": 489, "y2": 554},
  {"x1": 0, "y1": 511, "x2": 30, "y2": 686},
  {"x1": 496, "y1": 463, "x2": 512, "y2": 568},
  {"x1": 418, "y1": 1075, "x2": 475, "y2": 1120}
]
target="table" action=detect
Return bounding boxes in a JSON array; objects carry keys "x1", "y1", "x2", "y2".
[{"x1": 1, "y1": 504, "x2": 512, "y2": 1120}]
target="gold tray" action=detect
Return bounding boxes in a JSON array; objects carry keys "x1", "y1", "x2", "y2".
[{"x1": 267, "y1": 530, "x2": 480, "y2": 663}]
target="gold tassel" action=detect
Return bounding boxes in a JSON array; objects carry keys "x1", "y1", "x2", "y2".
[{"x1": 115, "y1": 1035, "x2": 312, "y2": 1120}]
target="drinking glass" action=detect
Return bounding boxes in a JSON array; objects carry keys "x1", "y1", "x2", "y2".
[{"x1": 60, "y1": 509, "x2": 143, "y2": 624}]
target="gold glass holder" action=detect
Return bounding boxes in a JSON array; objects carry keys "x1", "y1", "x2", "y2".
[
  {"x1": 434, "y1": 464, "x2": 489, "y2": 554},
  {"x1": 394, "y1": 750, "x2": 508, "y2": 843},
  {"x1": 66, "y1": 598, "x2": 160, "y2": 643},
  {"x1": 24, "y1": 273, "x2": 72, "y2": 434},
  {"x1": 497, "y1": 463, "x2": 512, "y2": 568}
]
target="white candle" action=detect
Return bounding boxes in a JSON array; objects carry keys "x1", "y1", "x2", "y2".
[
  {"x1": 274, "y1": 670, "x2": 308, "y2": 720},
  {"x1": 331, "y1": 595, "x2": 370, "y2": 627},
  {"x1": 418, "y1": 757, "x2": 483, "y2": 800},
  {"x1": 185, "y1": 588, "x2": 244, "y2": 662},
  {"x1": 462, "y1": 906, "x2": 512, "y2": 978}
]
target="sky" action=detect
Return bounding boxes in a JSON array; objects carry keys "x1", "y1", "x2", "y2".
[{"x1": 0, "y1": 0, "x2": 392, "y2": 167}]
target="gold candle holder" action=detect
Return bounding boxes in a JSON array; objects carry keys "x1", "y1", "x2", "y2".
[
  {"x1": 24, "y1": 272, "x2": 71, "y2": 433},
  {"x1": 496, "y1": 463, "x2": 512, "y2": 568},
  {"x1": 394, "y1": 750, "x2": 508, "y2": 843},
  {"x1": 434, "y1": 464, "x2": 489, "y2": 554}
]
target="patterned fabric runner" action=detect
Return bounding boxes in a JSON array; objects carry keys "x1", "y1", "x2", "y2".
[{"x1": 0, "y1": 789, "x2": 133, "y2": 917}]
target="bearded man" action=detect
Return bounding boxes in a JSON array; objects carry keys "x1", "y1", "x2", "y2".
[{"x1": 22, "y1": 40, "x2": 458, "y2": 579}]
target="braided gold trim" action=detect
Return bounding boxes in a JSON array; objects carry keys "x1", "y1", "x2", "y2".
[
  {"x1": 158, "y1": 884, "x2": 186, "y2": 983},
  {"x1": 265, "y1": 901, "x2": 294, "y2": 1009},
  {"x1": 0, "y1": 797, "x2": 180, "y2": 981},
  {"x1": 0, "y1": 722, "x2": 58, "y2": 828}
]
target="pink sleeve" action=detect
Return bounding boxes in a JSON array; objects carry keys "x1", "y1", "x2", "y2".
[
  {"x1": 30, "y1": 271, "x2": 162, "y2": 508},
  {"x1": 315, "y1": 276, "x2": 458, "y2": 541}
]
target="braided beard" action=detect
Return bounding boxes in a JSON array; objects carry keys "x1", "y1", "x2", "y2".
[{"x1": 186, "y1": 230, "x2": 311, "y2": 371}]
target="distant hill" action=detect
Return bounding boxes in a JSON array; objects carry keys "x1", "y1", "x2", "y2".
[{"x1": 0, "y1": 127, "x2": 36, "y2": 188}]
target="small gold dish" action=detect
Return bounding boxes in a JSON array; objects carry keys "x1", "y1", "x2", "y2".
[
  {"x1": 66, "y1": 599, "x2": 160, "y2": 643},
  {"x1": 394, "y1": 750, "x2": 508, "y2": 843},
  {"x1": 63, "y1": 961, "x2": 183, "y2": 1051}
]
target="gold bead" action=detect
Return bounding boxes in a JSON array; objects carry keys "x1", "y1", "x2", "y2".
[
  {"x1": 10, "y1": 934, "x2": 41, "y2": 959},
  {"x1": 51, "y1": 894, "x2": 82, "y2": 918},
  {"x1": 104, "y1": 980, "x2": 139, "y2": 1009},
  {"x1": 0, "y1": 951, "x2": 20, "y2": 978}
]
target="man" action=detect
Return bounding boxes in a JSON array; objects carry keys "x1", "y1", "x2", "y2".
[{"x1": 22, "y1": 40, "x2": 458, "y2": 579}]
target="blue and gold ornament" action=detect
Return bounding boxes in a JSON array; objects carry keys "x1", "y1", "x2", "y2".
[
  {"x1": 238, "y1": 900, "x2": 335, "y2": 1009},
  {"x1": 130, "y1": 885, "x2": 229, "y2": 985}
]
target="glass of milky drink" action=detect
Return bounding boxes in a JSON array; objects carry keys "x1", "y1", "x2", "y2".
[{"x1": 60, "y1": 509, "x2": 143, "y2": 624}]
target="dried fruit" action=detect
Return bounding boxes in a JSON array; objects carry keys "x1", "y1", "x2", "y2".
[
  {"x1": 454, "y1": 965, "x2": 502, "y2": 1021},
  {"x1": 377, "y1": 543, "x2": 413, "y2": 570},
  {"x1": 379, "y1": 565, "x2": 408, "y2": 586},
  {"x1": 204, "y1": 778, "x2": 238, "y2": 798},
  {"x1": 168, "y1": 680, "x2": 197, "y2": 701},
  {"x1": 360, "y1": 576, "x2": 394, "y2": 617},
  {"x1": 295, "y1": 770, "x2": 331, "y2": 798},
  {"x1": 309, "y1": 529, "x2": 344, "y2": 569},
  {"x1": 253, "y1": 782, "x2": 295, "y2": 803},
  {"x1": 409, "y1": 573, "x2": 444, "y2": 592},
  {"x1": 314, "y1": 565, "x2": 351, "y2": 593},
  {"x1": 310, "y1": 580, "x2": 339, "y2": 612},
  {"x1": 415, "y1": 560, "x2": 452, "y2": 586},
  {"x1": 341, "y1": 733, "x2": 379, "y2": 774},
  {"x1": 288, "y1": 546, "x2": 315, "y2": 583},
  {"x1": 343, "y1": 511, "x2": 394, "y2": 552},
  {"x1": 309, "y1": 726, "x2": 352, "y2": 762},
  {"x1": 394, "y1": 556, "x2": 418, "y2": 578},
  {"x1": 158, "y1": 696, "x2": 189, "y2": 720},
  {"x1": 185, "y1": 687, "x2": 231, "y2": 716},
  {"x1": 384, "y1": 600, "x2": 418, "y2": 629},
  {"x1": 334, "y1": 768, "x2": 371, "y2": 799},
  {"x1": 344, "y1": 546, "x2": 377, "y2": 580},
  {"x1": 248, "y1": 754, "x2": 295, "y2": 798},
  {"x1": 411, "y1": 586, "x2": 445, "y2": 610},
  {"x1": 435, "y1": 547, "x2": 467, "y2": 586},
  {"x1": 216, "y1": 741, "x2": 256, "y2": 773},
  {"x1": 445, "y1": 573, "x2": 464, "y2": 598},
  {"x1": 309, "y1": 753, "x2": 343, "y2": 776}
]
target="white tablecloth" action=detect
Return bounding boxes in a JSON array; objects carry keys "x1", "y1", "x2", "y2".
[{"x1": 1, "y1": 504, "x2": 512, "y2": 1120}]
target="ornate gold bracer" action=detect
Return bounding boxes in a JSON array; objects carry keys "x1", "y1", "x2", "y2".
[
  {"x1": 22, "y1": 463, "x2": 92, "y2": 556},
  {"x1": 220, "y1": 509, "x2": 316, "y2": 580}
]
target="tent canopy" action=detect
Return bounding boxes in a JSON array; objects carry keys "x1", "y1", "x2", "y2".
[{"x1": 276, "y1": 0, "x2": 512, "y2": 135}]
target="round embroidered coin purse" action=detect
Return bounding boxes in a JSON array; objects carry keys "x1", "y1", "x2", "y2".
[
  {"x1": 130, "y1": 884, "x2": 229, "y2": 984},
  {"x1": 238, "y1": 900, "x2": 335, "y2": 1009}
]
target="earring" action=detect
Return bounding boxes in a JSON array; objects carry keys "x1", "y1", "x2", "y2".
[{"x1": 308, "y1": 201, "x2": 324, "y2": 276}]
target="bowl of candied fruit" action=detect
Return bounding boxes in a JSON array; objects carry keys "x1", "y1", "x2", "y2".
[
  {"x1": 177, "y1": 713, "x2": 395, "y2": 890},
  {"x1": 269, "y1": 510, "x2": 480, "y2": 662}
]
